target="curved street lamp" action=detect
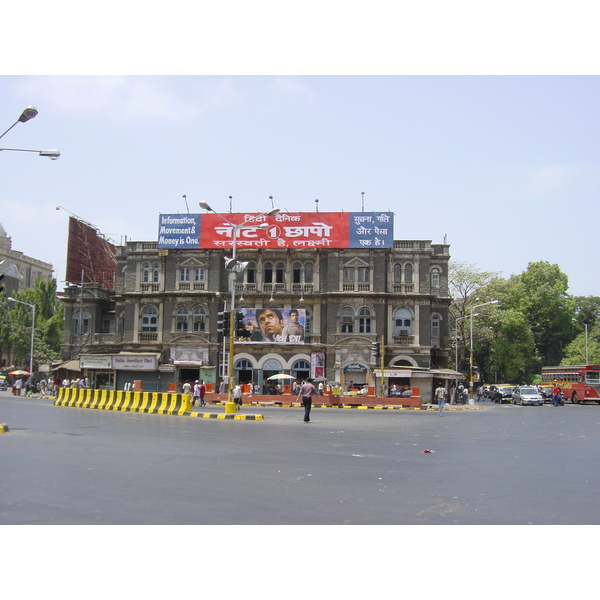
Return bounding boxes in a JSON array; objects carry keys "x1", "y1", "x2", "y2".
[
  {"x1": 199, "y1": 200, "x2": 280, "y2": 413},
  {"x1": 0, "y1": 147, "x2": 60, "y2": 159},
  {"x1": 0, "y1": 105, "x2": 38, "y2": 141},
  {"x1": 470, "y1": 300, "x2": 500, "y2": 403}
]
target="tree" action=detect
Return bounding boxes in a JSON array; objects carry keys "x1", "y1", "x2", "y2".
[
  {"x1": 493, "y1": 261, "x2": 575, "y2": 367},
  {"x1": 561, "y1": 322, "x2": 600, "y2": 365}
]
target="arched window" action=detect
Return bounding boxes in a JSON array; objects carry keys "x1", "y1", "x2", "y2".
[
  {"x1": 263, "y1": 262, "x2": 273, "y2": 284},
  {"x1": 293, "y1": 261, "x2": 314, "y2": 284},
  {"x1": 358, "y1": 307, "x2": 372, "y2": 333},
  {"x1": 175, "y1": 306, "x2": 189, "y2": 332},
  {"x1": 192, "y1": 306, "x2": 206, "y2": 333},
  {"x1": 152, "y1": 263, "x2": 160, "y2": 283},
  {"x1": 245, "y1": 261, "x2": 257, "y2": 284},
  {"x1": 431, "y1": 267, "x2": 440, "y2": 289},
  {"x1": 141, "y1": 306, "x2": 158, "y2": 332},
  {"x1": 431, "y1": 314, "x2": 441, "y2": 338},
  {"x1": 394, "y1": 308, "x2": 413, "y2": 335},
  {"x1": 275, "y1": 261, "x2": 285, "y2": 284},
  {"x1": 404, "y1": 263, "x2": 413, "y2": 283},
  {"x1": 142, "y1": 262, "x2": 151, "y2": 283},
  {"x1": 73, "y1": 309, "x2": 91, "y2": 334},
  {"x1": 340, "y1": 307, "x2": 354, "y2": 333},
  {"x1": 393, "y1": 263, "x2": 401, "y2": 284}
]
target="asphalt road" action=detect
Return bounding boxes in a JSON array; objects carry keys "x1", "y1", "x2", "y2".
[{"x1": 1, "y1": 392, "x2": 599, "y2": 525}]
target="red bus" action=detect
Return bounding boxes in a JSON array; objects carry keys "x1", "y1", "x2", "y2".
[{"x1": 541, "y1": 365, "x2": 600, "y2": 404}]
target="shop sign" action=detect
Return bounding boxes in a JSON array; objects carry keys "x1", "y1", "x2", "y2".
[
  {"x1": 80, "y1": 355, "x2": 113, "y2": 369},
  {"x1": 159, "y1": 365, "x2": 175, "y2": 372},
  {"x1": 113, "y1": 355, "x2": 157, "y2": 371},
  {"x1": 344, "y1": 363, "x2": 367, "y2": 372}
]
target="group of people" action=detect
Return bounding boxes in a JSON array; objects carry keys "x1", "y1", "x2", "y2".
[
  {"x1": 182, "y1": 380, "x2": 207, "y2": 407},
  {"x1": 8, "y1": 375, "x2": 88, "y2": 397}
]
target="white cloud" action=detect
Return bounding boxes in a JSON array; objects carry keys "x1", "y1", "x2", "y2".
[
  {"x1": 525, "y1": 164, "x2": 580, "y2": 199},
  {"x1": 269, "y1": 77, "x2": 316, "y2": 103},
  {"x1": 10, "y1": 76, "x2": 243, "y2": 123}
]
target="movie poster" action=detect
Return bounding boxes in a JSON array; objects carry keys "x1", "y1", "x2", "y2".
[{"x1": 235, "y1": 307, "x2": 306, "y2": 344}]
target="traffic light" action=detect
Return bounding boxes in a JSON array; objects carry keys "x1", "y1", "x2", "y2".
[
  {"x1": 217, "y1": 310, "x2": 230, "y2": 337},
  {"x1": 235, "y1": 311, "x2": 251, "y2": 338},
  {"x1": 371, "y1": 341, "x2": 381, "y2": 360}
]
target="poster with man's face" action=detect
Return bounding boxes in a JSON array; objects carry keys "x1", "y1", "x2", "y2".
[{"x1": 236, "y1": 308, "x2": 306, "y2": 344}]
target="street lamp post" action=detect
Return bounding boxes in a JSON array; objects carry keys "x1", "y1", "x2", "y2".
[
  {"x1": 1, "y1": 105, "x2": 60, "y2": 159},
  {"x1": 0, "y1": 105, "x2": 38, "y2": 140},
  {"x1": 470, "y1": 300, "x2": 499, "y2": 404},
  {"x1": 7, "y1": 297, "x2": 36, "y2": 376},
  {"x1": 572, "y1": 318, "x2": 589, "y2": 364},
  {"x1": 199, "y1": 200, "x2": 280, "y2": 413},
  {"x1": 455, "y1": 314, "x2": 477, "y2": 373}
]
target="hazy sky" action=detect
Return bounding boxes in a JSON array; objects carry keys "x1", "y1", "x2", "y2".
[{"x1": 1, "y1": 4, "x2": 598, "y2": 298}]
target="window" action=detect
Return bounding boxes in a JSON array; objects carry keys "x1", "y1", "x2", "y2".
[
  {"x1": 176, "y1": 306, "x2": 189, "y2": 332},
  {"x1": 142, "y1": 263, "x2": 151, "y2": 283},
  {"x1": 246, "y1": 262, "x2": 256, "y2": 284},
  {"x1": 293, "y1": 261, "x2": 314, "y2": 284},
  {"x1": 193, "y1": 267, "x2": 205, "y2": 282},
  {"x1": 358, "y1": 267, "x2": 370, "y2": 283},
  {"x1": 358, "y1": 307, "x2": 372, "y2": 333},
  {"x1": 393, "y1": 263, "x2": 401, "y2": 284},
  {"x1": 275, "y1": 261, "x2": 285, "y2": 284},
  {"x1": 431, "y1": 314, "x2": 441, "y2": 338},
  {"x1": 340, "y1": 307, "x2": 354, "y2": 333},
  {"x1": 431, "y1": 268, "x2": 440, "y2": 289},
  {"x1": 192, "y1": 306, "x2": 206, "y2": 333},
  {"x1": 394, "y1": 308, "x2": 413, "y2": 335},
  {"x1": 141, "y1": 306, "x2": 158, "y2": 332},
  {"x1": 404, "y1": 264, "x2": 413, "y2": 283},
  {"x1": 179, "y1": 267, "x2": 190, "y2": 282},
  {"x1": 343, "y1": 267, "x2": 354, "y2": 282},
  {"x1": 152, "y1": 263, "x2": 160, "y2": 283},
  {"x1": 264, "y1": 262, "x2": 273, "y2": 284},
  {"x1": 73, "y1": 309, "x2": 91, "y2": 334}
]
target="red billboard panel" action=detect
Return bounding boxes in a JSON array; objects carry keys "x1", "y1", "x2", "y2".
[{"x1": 65, "y1": 217, "x2": 117, "y2": 289}]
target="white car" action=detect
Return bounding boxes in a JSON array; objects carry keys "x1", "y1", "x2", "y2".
[{"x1": 512, "y1": 386, "x2": 544, "y2": 406}]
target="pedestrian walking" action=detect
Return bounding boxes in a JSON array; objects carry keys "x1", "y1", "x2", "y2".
[
  {"x1": 233, "y1": 383, "x2": 242, "y2": 410},
  {"x1": 192, "y1": 380, "x2": 200, "y2": 406},
  {"x1": 297, "y1": 378, "x2": 318, "y2": 423},
  {"x1": 435, "y1": 384, "x2": 447, "y2": 415},
  {"x1": 199, "y1": 379, "x2": 206, "y2": 406},
  {"x1": 182, "y1": 380, "x2": 191, "y2": 395},
  {"x1": 552, "y1": 383, "x2": 562, "y2": 407}
]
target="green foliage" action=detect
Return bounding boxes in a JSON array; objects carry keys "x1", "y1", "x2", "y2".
[
  {"x1": 4, "y1": 277, "x2": 63, "y2": 372},
  {"x1": 561, "y1": 322, "x2": 600, "y2": 365},
  {"x1": 449, "y1": 260, "x2": 588, "y2": 383}
]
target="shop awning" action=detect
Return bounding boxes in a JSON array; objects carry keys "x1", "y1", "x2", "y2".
[{"x1": 56, "y1": 359, "x2": 82, "y2": 372}]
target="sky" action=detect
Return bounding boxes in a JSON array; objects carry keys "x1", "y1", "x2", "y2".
[{"x1": 2, "y1": 74, "x2": 598, "y2": 297}]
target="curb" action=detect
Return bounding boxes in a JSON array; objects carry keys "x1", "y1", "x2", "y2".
[
  {"x1": 187, "y1": 412, "x2": 263, "y2": 420},
  {"x1": 0, "y1": 423, "x2": 9, "y2": 433}
]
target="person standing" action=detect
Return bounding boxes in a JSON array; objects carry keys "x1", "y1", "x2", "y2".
[
  {"x1": 192, "y1": 381, "x2": 201, "y2": 406},
  {"x1": 552, "y1": 383, "x2": 561, "y2": 407},
  {"x1": 199, "y1": 379, "x2": 206, "y2": 406},
  {"x1": 297, "y1": 378, "x2": 318, "y2": 423},
  {"x1": 233, "y1": 383, "x2": 242, "y2": 410},
  {"x1": 182, "y1": 380, "x2": 191, "y2": 395},
  {"x1": 435, "y1": 384, "x2": 447, "y2": 416}
]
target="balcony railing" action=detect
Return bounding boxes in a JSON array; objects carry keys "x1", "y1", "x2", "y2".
[
  {"x1": 139, "y1": 332, "x2": 158, "y2": 342},
  {"x1": 392, "y1": 335, "x2": 414, "y2": 346}
]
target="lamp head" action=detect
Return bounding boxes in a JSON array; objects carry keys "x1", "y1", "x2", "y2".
[
  {"x1": 18, "y1": 106, "x2": 38, "y2": 123},
  {"x1": 199, "y1": 201, "x2": 212, "y2": 212}
]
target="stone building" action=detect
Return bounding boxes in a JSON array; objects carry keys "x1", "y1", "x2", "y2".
[{"x1": 59, "y1": 211, "x2": 456, "y2": 402}]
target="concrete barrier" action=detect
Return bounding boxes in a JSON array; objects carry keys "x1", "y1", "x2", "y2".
[{"x1": 54, "y1": 387, "x2": 191, "y2": 415}]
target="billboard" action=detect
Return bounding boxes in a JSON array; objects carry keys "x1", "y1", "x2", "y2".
[
  {"x1": 66, "y1": 217, "x2": 117, "y2": 289},
  {"x1": 235, "y1": 307, "x2": 306, "y2": 344},
  {"x1": 157, "y1": 211, "x2": 393, "y2": 250}
]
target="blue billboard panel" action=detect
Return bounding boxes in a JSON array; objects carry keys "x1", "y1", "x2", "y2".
[
  {"x1": 348, "y1": 212, "x2": 394, "y2": 248},
  {"x1": 157, "y1": 214, "x2": 200, "y2": 249}
]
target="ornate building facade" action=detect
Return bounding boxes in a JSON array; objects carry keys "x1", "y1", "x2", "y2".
[{"x1": 59, "y1": 211, "x2": 456, "y2": 402}]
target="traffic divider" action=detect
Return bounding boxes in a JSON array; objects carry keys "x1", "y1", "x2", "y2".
[{"x1": 54, "y1": 387, "x2": 191, "y2": 415}]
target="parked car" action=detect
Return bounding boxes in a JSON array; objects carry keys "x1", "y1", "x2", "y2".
[
  {"x1": 492, "y1": 384, "x2": 515, "y2": 403},
  {"x1": 538, "y1": 385, "x2": 554, "y2": 403},
  {"x1": 512, "y1": 386, "x2": 544, "y2": 406}
]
